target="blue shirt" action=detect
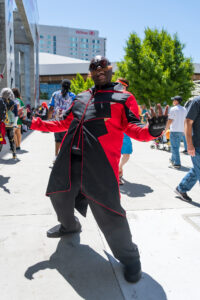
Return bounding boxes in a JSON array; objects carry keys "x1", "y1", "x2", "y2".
[{"x1": 49, "y1": 90, "x2": 76, "y2": 120}]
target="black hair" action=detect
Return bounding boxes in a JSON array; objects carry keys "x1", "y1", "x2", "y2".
[{"x1": 61, "y1": 79, "x2": 71, "y2": 97}]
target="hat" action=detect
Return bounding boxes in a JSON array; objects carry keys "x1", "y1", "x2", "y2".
[{"x1": 171, "y1": 95, "x2": 182, "y2": 102}]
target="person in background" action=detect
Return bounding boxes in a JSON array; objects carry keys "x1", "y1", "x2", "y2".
[
  {"x1": 116, "y1": 78, "x2": 134, "y2": 185},
  {"x1": 0, "y1": 88, "x2": 17, "y2": 159},
  {"x1": 165, "y1": 95, "x2": 187, "y2": 169},
  {"x1": 141, "y1": 104, "x2": 148, "y2": 123},
  {"x1": 40, "y1": 102, "x2": 48, "y2": 120},
  {"x1": 175, "y1": 96, "x2": 200, "y2": 202},
  {"x1": 26, "y1": 104, "x2": 32, "y2": 119},
  {"x1": 12, "y1": 88, "x2": 25, "y2": 150},
  {"x1": 181, "y1": 99, "x2": 193, "y2": 154},
  {"x1": 0, "y1": 95, "x2": 7, "y2": 152},
  {"x1": 48, "y1": 79, "x2": 76, "y2": 163}
]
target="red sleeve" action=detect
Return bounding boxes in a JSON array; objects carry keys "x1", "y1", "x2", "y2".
[
  {"x1": 30, "y1": 111, "x2": 74, "y2": 132},
  {"x1": 122, "y1": 94, "x2": 155, "y2": 142}
]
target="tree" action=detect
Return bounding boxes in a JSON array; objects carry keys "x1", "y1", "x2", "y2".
[
  {"x1": 70, "y1": 73, "x2": 94, "y2": 95},
  {"x1": 40, "y1": 91, "x2": 48, "y2": 100},
  {"x1": 114, "y1": 28, "x2": 194, "y2": 107}
]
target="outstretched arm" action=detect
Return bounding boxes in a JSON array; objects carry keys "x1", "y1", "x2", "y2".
[
  {"x1": 22, "y1": 104, "x2": 74, "y2": 133},
  {"x1": 123, "y1": 95, "x2": 168, "y2": 141}
]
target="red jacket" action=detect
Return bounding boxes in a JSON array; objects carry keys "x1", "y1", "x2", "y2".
[{"x1": 31, "y1": 83, "x2": 155, "y2": 216}]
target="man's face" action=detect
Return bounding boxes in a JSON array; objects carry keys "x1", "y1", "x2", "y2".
[
  {"x1": 173, "y1": 100, "x2": 179, "y2": 106},
  {"x1": 89, "y1": 57, "x2": 112, "y2": 86}
]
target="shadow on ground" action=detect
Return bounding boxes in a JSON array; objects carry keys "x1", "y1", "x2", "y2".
[
  {"x1": 0, "y1": 175, "x2": 10, "y2": 193},
  {"x1": 0, "y1": 130, "x2": 33, "y2": 159},
  {"x1": 168, "y1": 165, "x2": 191, "y2": 172},
  {"x1": 120, "y1": 178, "x2": 153, "y2": 197},
  {"x1": 24, "y1": 234, "x2": 166, "y2": 300},
  {"x1": 16, "y1": 149, "x2": 29, "y2": 155},
  {"x1": 0, "y1": 158, "x2": 20, "y2": 165},
  {"x1": 24, "y1": 234, "x2": 123, "y2": 300},
  {"x1": 106, "y1": 252, "x2": 167, "y2": 300},
  {"x1": 175, "y1": 196, "x2": 200, "y2": 208}
]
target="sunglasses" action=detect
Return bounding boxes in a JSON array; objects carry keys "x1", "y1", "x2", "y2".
[{"x1": 89, "y1": 59, "x2": 110, "y2": 72}]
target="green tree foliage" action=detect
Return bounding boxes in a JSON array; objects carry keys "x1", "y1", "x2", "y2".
[
  {"x1": 114, "y1": 28, "x2": 194, "y2": 106},
  {"x1": 70, "y1": 73, "x2": 94, "y2": 95},
  {"x1": 40, "y1": 91, "x2": 48, "y2": 100}
]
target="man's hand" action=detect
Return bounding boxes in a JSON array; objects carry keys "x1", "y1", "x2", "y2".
[
  {"x1": 147, "y1": 104, "x2": 169, "y2": 137},
  {"x1": 187, "y1": 144, "x2": 195, "y2": 157}
]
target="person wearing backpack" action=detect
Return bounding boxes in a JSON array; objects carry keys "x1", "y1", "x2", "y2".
[{"x1": 0, "y1": 88, "x2": 18, "y2": 159}]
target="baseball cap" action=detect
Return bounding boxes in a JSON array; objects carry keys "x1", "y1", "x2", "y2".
[{"x1": 171, "y1": 95, "x2": 182, "y2": 102}]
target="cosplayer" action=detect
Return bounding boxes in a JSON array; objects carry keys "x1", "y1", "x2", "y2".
[
  {"x1": 48, "y1": 79, "x2": 75, "y2": 162},
  {"x1": 0, "y1": 96, "x2": 7, "y2": 152},
  {"x1": 117, "y1": 78, "x2": 134, "y2": 185},
  {"x1": 0, "y1": 88, "x2": 17, "y2": 158},
  {"x1": 22, "y1": 56, "x2": 168, "y2": 283}
]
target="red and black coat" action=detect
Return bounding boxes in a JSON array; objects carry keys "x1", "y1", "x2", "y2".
[{"x1": 31, "y1": 83, "x2": 155, "y2": 217}]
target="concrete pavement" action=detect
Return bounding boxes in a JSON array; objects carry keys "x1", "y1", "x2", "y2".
[{"x1": 0, "y1": 131, "x2": 200, "y2": 300}]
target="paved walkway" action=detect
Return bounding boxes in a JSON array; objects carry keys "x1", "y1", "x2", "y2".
[{"x1": 0, "y1": 131, "x2": 199, "y2": 300}]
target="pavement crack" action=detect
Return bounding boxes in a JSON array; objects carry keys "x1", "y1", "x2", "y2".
[{"x1": 0, "y1": 213, "x2": 53, "y2": 217}]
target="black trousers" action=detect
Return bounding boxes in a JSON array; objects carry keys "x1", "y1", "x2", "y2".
[
  {"x1": 6, "y1": 127, "x2": 16, "y2": 154},
  {"x1": 50, "y1": 155, "x2": 139, "y2": 265}
]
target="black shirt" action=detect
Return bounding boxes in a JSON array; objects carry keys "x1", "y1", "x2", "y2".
[{"x1": 186, "y1": 96, "x2": 200, "y2": 147}]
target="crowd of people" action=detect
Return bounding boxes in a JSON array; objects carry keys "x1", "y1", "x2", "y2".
[
  {"x1": 0, "y1": 55, "x2": 200, "y2": 284},
  {"x1": 0, "y1": 87, "x2": 50, "y2": 159}
]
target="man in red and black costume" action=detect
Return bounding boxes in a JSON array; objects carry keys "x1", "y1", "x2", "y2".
[{"x1": 23, "y1": 56, "x2": 168, "y2": 283}]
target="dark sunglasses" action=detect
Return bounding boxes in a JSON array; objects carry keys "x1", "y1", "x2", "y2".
[{"x1": 89, "y1": 59, "x2": 110, "y2": 72}]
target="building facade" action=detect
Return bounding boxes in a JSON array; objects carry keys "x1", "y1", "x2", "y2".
[
  {"x1": 0, "y1": 0, "x2": 39, "y2": 107},
  {"x1": 39, "y1": 25, "x2": 106, "y2": 61}
]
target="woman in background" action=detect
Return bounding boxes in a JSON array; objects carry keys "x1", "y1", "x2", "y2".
[{"x1": 12, "y1": 88, "x2": 25, "y2": 150}]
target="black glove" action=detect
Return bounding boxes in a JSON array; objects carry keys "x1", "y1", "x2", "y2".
[{"x1": 148, "y1": 116, "x2": 168, "y2": 137}]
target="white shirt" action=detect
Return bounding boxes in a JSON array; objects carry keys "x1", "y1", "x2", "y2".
[{"x1": 169, "y1": 105, "x2": 187, "y2": 132}]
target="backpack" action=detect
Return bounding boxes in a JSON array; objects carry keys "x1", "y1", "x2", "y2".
[{"x1": 0, "y1": 98, "x2": 6, "y2": 121}]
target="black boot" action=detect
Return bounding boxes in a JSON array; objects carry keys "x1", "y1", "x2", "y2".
[
  {"x1": 47, "y1": 218, "x2": 81, "y2": 238},
  {"x1": 124, "y1": 259, "x2": 142, "y2": 283}
]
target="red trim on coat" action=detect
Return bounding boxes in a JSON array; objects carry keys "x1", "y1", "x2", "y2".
[{"x1": 81, "y1": 191, "x2": 126, "y2": 217}]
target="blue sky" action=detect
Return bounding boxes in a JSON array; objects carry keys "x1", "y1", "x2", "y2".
[{"x1": 37, "y1": 0, "x2": 200, "y2": 63}]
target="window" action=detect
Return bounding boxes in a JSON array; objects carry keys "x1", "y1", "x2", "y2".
[
  {"x1": 47, "y1": 35, "x2": 51, "y2": 39},
  {"x1": 53, "y1": 36, "x2": 56, "y2": 41},
  {"x1": 80, "y1": 43, "x2": 88, "y2": 49},
  {"x1": 81, "y1": 38, "x2": 88, "y2": 43},
  {"x1": 92, "y1": 44, "x2": 100, "y2": 49},
  {"x1": 70, "y1": 37, "x2": 77, "y2": 42},
  {"x1": 92, "y1": 39, "x2": 100, "y2": 44},
  {"x1": 70, "y1": 42, "x2": 77, "y2": 48},
  {"x1": 40, "y1": 35, "x2": 44, "y2": 39},
  {"x1": 47, "y1": 41, "x2": 51, "y2": 45}
]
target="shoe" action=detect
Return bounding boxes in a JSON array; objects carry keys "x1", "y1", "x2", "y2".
[
  {"x1": 119, "y1": 176, "x2": 124, "y2": 185},
  {"x1": 47, "y1": 220, "x2": 81, "y2": 238},
  {"x1": 175, "y1": 187, "x2": 192, "y2": 202},
  {"x1": 124, "y1": 260, "x2": 142, "y2": 283},
  {"x1": 182, "y1": 150, "x2": 188, "y2": 154},
  {"x1": 52, "y1": 156, "x2": 57, "y2": 165},
  {"x1": 172, "y1": 164, "x2": 181, "y2": 169},
  {"x1": 169, "y1": 159, "x2": 181, "y2": 169},
  {"x1": 12, "y1": 153, "x2": 17, "y2": 159},
  {"x1": 16, "y1": 147, "x2": 21, "y2": 150}
]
